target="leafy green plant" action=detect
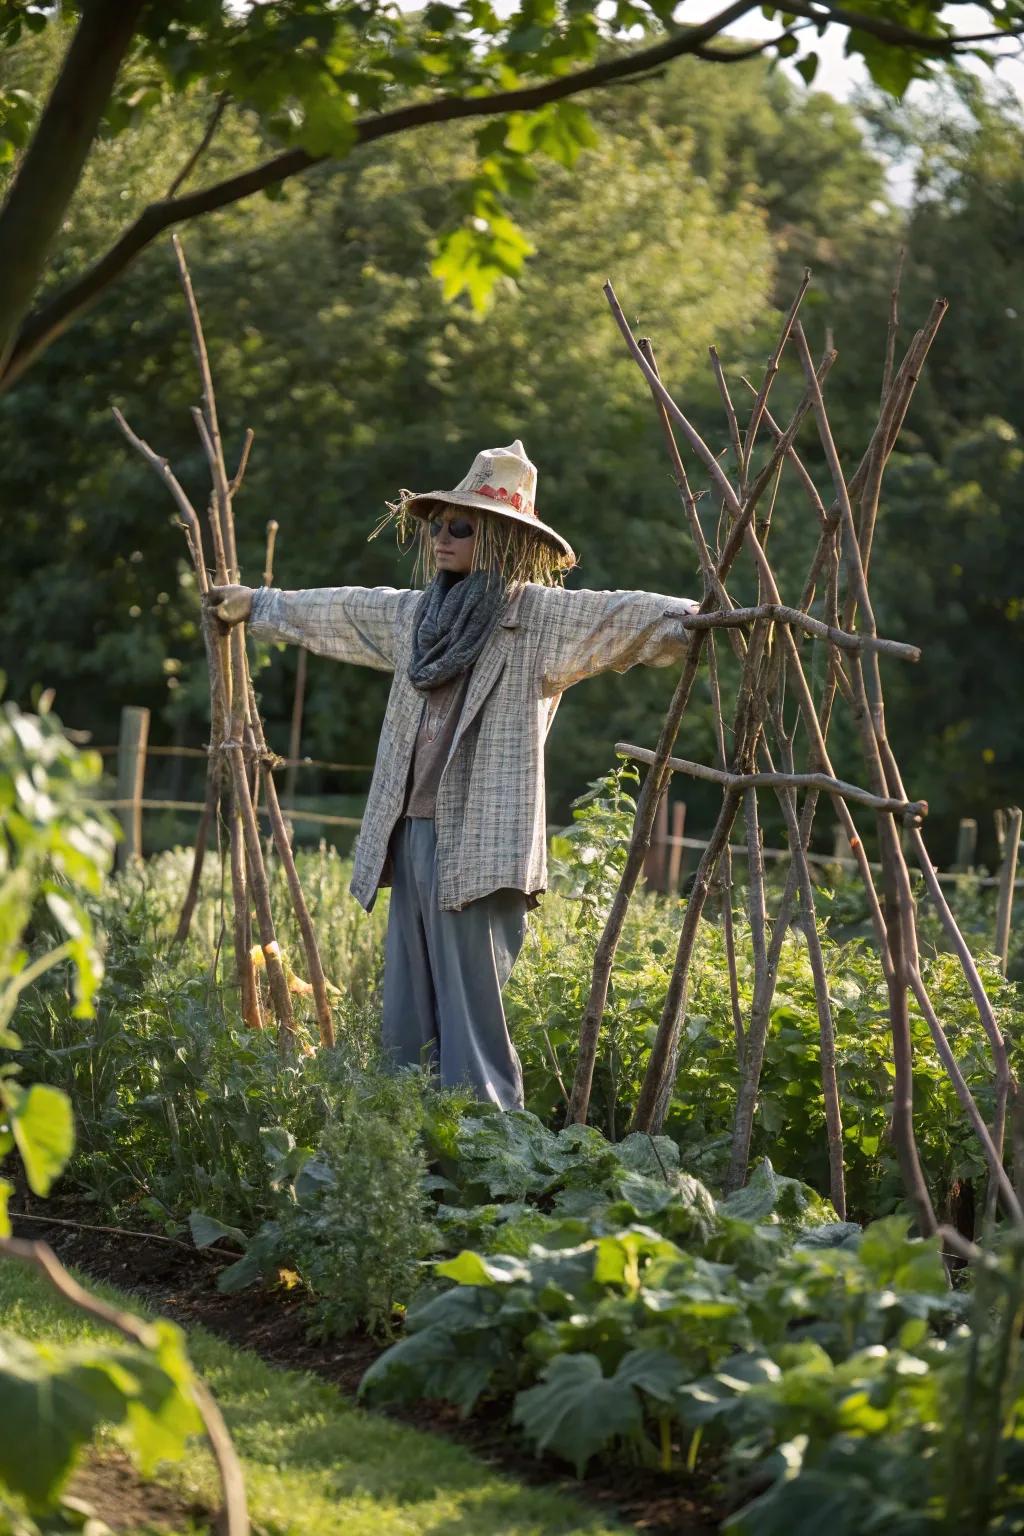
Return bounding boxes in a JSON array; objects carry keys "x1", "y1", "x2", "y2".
[
  {"x1": 0, "y1": 697, "x2": 208, "y2": 1527},
  {"x1": 360, "y1": 1115, "x2": 1024, "y2": 1530},
  {"x1": 0, "y1": 687, "x2": 114, "y2": 1229},
  {"x1": 215, "y1": 1070, "x2": 456, "y2": 1339}
]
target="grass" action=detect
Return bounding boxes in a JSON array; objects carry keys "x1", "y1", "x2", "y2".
[{"x1": 0, "y1": 1263, "x2": 628, "y2": 1536}]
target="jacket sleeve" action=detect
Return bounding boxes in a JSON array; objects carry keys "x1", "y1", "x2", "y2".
[
  {"x1": 534, "y1": 587, "x2": 701, "y2": 696},
  {"x1": 248, "y1": 585, "x2": 413, "y2": 672}
]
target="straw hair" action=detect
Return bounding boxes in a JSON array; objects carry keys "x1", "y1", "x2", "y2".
[{"x1": 371, "y1": 494, "x2": 573, "y2": 590}]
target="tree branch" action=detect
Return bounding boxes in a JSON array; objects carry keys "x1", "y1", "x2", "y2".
[
  {"x1": 676, "y1": 602, "x2": 921, "y2": 660},
  {"x1": 0, "y1": 0, "x2": 759, "y2": 388},
  {"x1": 0, "y1": 0, "x2": 146, "y2": 373},
  {"x1": 166, "y1": 91, "x2": 231, "y2": 199},
  {"x1": 1, "y1": 0, "x2": 1014, "y2": 391},
  {"x1": 3, "y1": 0, "x2": 1009, "y2": 391},
  {"x1": 693, "y1": 24, "x2": 810, "y2": 60},
  {"x1": 783, "y1": 0, "x2": 1024, "y2": 48},
  {"x1": 615, "y1": 741, "x2": 929, "y2": 819}
]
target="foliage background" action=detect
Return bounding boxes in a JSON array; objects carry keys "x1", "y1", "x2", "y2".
[{"x1": 1, "y1": 34, "x2": 1022, "y2": 859}]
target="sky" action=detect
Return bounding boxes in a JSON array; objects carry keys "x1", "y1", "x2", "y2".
[
  {"x1": 680, "y1": 0, "x2": 1024, "y2": 103},
  {"x1": 647, "y1": 2, "x2": 1024, "y2": 202}
]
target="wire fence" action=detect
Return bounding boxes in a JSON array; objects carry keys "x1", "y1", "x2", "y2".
[{"x1": 91, "y1": 707, "x2": 1024, "y2": 893}]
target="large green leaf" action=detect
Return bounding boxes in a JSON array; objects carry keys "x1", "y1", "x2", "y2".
[
  {"x1": 122, "y1": 1320, "x2": 203, "y2": 1474},
  {"x1": 360, "y1": 1321, "x2": 506, "y2": 1415},
  {"x1": 677, "y1": 1351, "x2": 782, "y2": 1426},
  {"x1": 718, "y1": 1160, "x2": 833, "y2": 1229},
  {"x1": 614, "y1": 1347, "x2": 689, "y2": 1403},
  {"x1": 724, "y1": 1466, "x2": 880, "y2": 1535},
  {"x1": 8, "y1": 1082, "x2": 74, "y2": 1195},
  {"x1": 435, "y1": 1249, "x2": 530, "y2": 1286},
  {"x1": 0, "y1": 1335, "x2": 120, "y2": 1506},
  {"x1": 0, "y1": 1328, "x2": 198, "y2": 1509},
  {"x1": 188, "y1": 1210, "x2": 247, "y2": 1251},
  {"x1": 512, "y1": 1352, "x2": 643, "y2": 1473}
]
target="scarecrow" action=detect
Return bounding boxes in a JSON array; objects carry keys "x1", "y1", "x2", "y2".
[{"x1": 208, "y1": 441, "x2": 698, "y2": 1110}]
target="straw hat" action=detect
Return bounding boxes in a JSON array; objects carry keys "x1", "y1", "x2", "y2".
[{"x1": 400, "y1": 440, "x2": 575, "y2": 567}]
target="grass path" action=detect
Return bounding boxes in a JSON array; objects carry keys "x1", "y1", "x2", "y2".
[{"x1": 1, "y1": 1263, "x2": 628, "y2": 1536}]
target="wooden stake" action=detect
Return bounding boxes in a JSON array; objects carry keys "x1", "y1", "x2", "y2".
[
  {"x1": 114, "y1": 705, "x2": 149, "y2": 869},
  {"x1": 955, "y1": 817, "x2": 978, "y2": 873},
  {"x1": 995, "y1": 807, "x2": 1022, "y2": 977},
  {"x1": 645, "y1": 788, "x2": 669, "y2": 892},
  {"x1": 667, "y1": 801, "x2": 686, "y2": 892},
  {"x1": 284, "y1": 646, "x2": 308, "y2": 805}
]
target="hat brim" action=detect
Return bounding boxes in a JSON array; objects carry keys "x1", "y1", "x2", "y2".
[{"x1": 402, "y1": 489, "x2": 576, "y2": 566}]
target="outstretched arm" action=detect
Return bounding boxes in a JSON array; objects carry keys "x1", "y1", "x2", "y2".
[
  {"x1": 534, "y1": 586, "x2": 700, "y2": 696},
  {"x1": 207, "y1": 583, "x2": 415, "y2": 672}
]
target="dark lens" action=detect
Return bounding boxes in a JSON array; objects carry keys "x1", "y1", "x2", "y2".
[
  {"x1": 428, "y1": 520, "x2": 443, "y2": 538},
  {"x1": 448, "y1": 519, "x2": 475, "y2": 539}
]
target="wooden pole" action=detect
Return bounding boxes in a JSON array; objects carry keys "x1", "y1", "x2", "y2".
[
  {"x1": 284, "y1": 647, "x2": 308, "y2": 805},
  {"x1": 832, "y1": 822, "x2": 851, "y2": 868},
  {"x1": 645, "y1": 787, "x2": 669, "y2": 892},
  {"x1": 995, "y1": 807, "x2": 1022, "y2": 977},
  {"x1": 114, "y1": 706, "x2": 149, "y2": 869},
  {"x1": 667, "y1": 801, "x2": 686, "y2": 892},
  {"x1": 245, "y1": 678, "x2": 336, "y2": 1048},
  {"x1": 955, "y1": 817, "x2": 978, "y2": 873}
]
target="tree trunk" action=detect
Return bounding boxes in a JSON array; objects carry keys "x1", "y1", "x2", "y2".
[{"x1": 0, "y1": 0, "x2": 145, "y2": 370}]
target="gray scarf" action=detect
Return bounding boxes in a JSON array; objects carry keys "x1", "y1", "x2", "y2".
[{"x1": 408, "y1": 570, "x2": 507, "y2": 692}]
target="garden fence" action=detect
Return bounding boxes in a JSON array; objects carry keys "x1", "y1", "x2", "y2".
[{"x1": 84, "y1": 708, "x2": 1023, "y2": 912}]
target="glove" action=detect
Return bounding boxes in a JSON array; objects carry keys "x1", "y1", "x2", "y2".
[{"x1": 205, "y1": 585, "x2": 254, "y2": 626}]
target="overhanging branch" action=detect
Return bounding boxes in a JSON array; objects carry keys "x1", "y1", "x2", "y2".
[{"x1": 2, "y1": 0, "x2": 1019, "y2": 390}]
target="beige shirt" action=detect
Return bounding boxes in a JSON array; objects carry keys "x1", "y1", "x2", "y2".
[
  {"x1": 404, "y1": 673, "x2": 470, "y2": 819},
  {"x1": 250, "y1": 582, "x2": 699, "y2": 911}
]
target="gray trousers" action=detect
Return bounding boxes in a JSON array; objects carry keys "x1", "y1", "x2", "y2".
[{"x1": 381, "y1": 817, "x2": 527, "y2": 1110}]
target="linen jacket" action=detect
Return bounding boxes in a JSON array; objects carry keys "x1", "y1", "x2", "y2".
[{"x1": 249, "y1": 582, "x2": 699, "y2": 912}]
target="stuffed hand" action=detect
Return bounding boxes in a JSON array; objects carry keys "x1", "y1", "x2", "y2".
[{"x1": 205, "y1": 585, "x2": 254, "y2": 626}]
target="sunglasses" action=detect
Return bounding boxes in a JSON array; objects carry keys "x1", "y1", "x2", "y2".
[{"x1": 429, "y1": 515, "x2": 476, "y2": 540}]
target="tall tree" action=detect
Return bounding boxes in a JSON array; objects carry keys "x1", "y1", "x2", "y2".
[{"x1": 0, "y1": 0, "x2": 1020, "y2": 390}]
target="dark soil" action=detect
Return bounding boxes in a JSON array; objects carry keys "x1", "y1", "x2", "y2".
[
  {"x1": 64, "y1": 1447, "x2": 212, "y2": 1533},
  {"x1": 11, "y1": 1195, "x2": 722, "y2": 1535}
]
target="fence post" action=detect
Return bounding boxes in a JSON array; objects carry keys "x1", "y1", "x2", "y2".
[
  {"x1": 954, "y1": 817, "x2": 978, "y2": 873},
  {"x1": 667, "y1": 801, "x2": 687, "y2": 892},
  {"x1": 995, "y1": 807, "x2": 1022, "y2": 976},
  {"x1": 115, "y1": 706, "x2": 149, "y2": 869},
  {"x1": 644, "y1": 784, "x2": 669, "y2": 891}
]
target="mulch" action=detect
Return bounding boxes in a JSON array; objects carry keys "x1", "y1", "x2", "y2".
[
  {"x1": 64, "y1": 1447, "x2": 213, "y2": 1534},
  {"x1": 11, "y1": 1194, "x2": 723, "y2": 1535}
]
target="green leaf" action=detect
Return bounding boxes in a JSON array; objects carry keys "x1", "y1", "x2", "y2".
[
  {"x1": 845, "y1": 29, "x2": 922, "y2": 98},
  {"x1": 512, "y1": 1353, "x2": 642, "y2": 1473},
  {"x1": 615, "y1": 1133, "x2": 681, "y2": 1178},
  {"x1": 215, "y1": 1221, "x2": 285, "y2": 1294},
  {"x1": 435, "y1": 1249, "x2": 529, "y2": 1285},
  {"x1": 360, "y1": 1321, "x2": 505, "y2": 1416},
  {"x1": 614, "y1": 1347, "x2": 688, "y2": 1403},
  {"x1": 0, "y1": 1335, "x2": 120, "y2": 1507},
  {"x1": 723, "y1": 1466, "x2": 873, "y2": 1535},
  {"x1": 188, "y1": 1210, "x2": 246, "y2": 1250},
  {"x1": 678, "y1": 1351, "x2": 781, "y2": 1426},
  {"x1": 0, "y1": 1175, "x2": 11, "y2": 1238},
  {"x1": 0, "y1": 1321, "x2": 202, "y2": 1510},
  {"x1": 123, "y1": 1320, "x2": 203, "y2": 1474},
  {"x1": 794, "y1": 52, "x2": 818, "y2": 84},
  {"x1": 9, "y1": 1083, "x2": 74, "y2": 1195}
]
